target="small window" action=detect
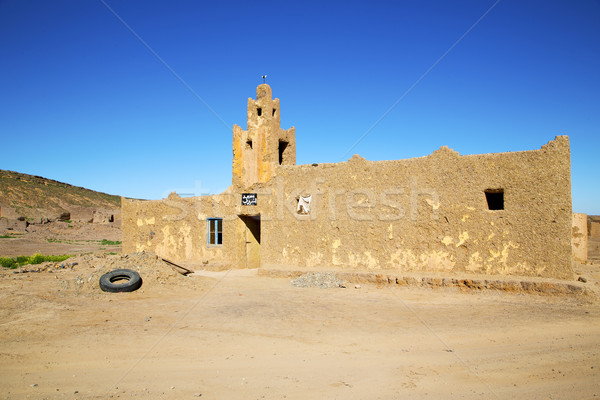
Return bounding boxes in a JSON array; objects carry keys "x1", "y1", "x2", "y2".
[
  {"x1": 207, "y1": 218, "x2": 223, "y2": 245},
  {"x1": 484, "y1": 189, "x2": 504, "y2": 210},
  {"x1": 246, "y1": 140, "x2": 252, "y2": 149},
  {"x1": 272, "y1": 108, "x2": 277, "y2": 117},
  {"x1": 278, "y1": 140, "x2": 289, "y2": 165},
  {"x1": 257, "y1": 107, "x2": 262, "y2": 116}
]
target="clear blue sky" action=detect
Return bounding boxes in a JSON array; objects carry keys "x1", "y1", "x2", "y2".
[{"x1": 1, "y1": 0, "x2": 598, "y2": 213}]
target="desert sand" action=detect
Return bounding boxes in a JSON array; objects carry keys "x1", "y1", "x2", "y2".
[{"x1": 0, "y1": 257, "x2": 599, "y2": 399}]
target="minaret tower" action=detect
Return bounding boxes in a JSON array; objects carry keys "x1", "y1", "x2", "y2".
[{"x1": 232, "y1": 84, "x2": 296, "y2": 188}]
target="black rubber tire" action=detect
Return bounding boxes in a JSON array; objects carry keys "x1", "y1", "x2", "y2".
[{"x1": 99, "y1": 269, "x2": 142, "y2": 293}]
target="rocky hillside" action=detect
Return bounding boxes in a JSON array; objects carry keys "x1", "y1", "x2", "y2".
[{"x1": 0, "y1": 170, "x2": 121, "y2": 222}]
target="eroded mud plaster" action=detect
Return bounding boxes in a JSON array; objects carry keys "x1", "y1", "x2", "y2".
[{"x1": 123, "y1": 84, "x2": 574, "y2": 279}]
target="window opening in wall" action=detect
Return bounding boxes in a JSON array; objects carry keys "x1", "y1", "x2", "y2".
[
  {"x1": 484, "y1": 189, "x2": 504, "y2": 210},
  {"x1": 272, "y1": 108, "x2": 277, "y2": 117},
  {"x1": 257, "y1": 107, "x2": 262, "y2": 116},
  {"x1": 207, "y1": 218, "x2": 223, "y2": 245},
  {"x1": 246, "y1": 140, "x2": 252, "y2": 149},
  {"x1": 278, "y1": 140, "x2": 289, "y2": 165}
]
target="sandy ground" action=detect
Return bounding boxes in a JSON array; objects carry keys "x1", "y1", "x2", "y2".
[
  {"x1": 0, "y1": 262, "x2": 599, "y2": 400},
  {"x1": 1, "y1": 225, "x2": 599, "y2": 399}
]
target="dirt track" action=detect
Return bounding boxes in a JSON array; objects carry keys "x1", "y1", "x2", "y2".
[{"x1": 0, "y1": 264, "x2": 599, "y2": 400}]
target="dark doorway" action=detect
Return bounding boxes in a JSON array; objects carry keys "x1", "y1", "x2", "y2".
[
  {"x1": 239, "y1": 215, "x2": 261, "y2": 268},
  {"x1": 278, "y1": 140, "x2": 289, "y2": 165}
]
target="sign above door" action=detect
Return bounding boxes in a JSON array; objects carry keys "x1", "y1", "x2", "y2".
[{"x1": 242, "y1": 193, "x2": 257, "y2": 206}]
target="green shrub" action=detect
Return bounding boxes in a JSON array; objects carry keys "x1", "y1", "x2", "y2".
[
  {"x1": 29, "y1": 254, "x2": 46, "y2": 265},
  {"x1": 16, "y1": 255, "x2": 29, "y2": 264},
  {"x1": 0, "y1": 254, "x2": 72, "y2": 269},
  {"x1": 0, "y1": 258, "x2": 17, "y2": 269},
  {"x1": 101, "y1": 239, "x2": 121, "y2": 246},
  {"x1": 0, "y1": 233, "x2": 24, "y2": 238}
]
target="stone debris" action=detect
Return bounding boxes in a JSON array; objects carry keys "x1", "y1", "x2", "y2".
[
  {"x1": 290, "y1": 272, "x2": 346, "y2": 289},
  {"x1": 65, "y1": 252, "x2": 200, "y2": 294},
  {"x1": 1, "y1": 251, "x2": 205, "y2": 296},
  {"x1": 13, "y1": 262, "x2": 78, "y2": 274}
]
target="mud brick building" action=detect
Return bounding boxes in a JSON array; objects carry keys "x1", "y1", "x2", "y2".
[{"x1": 123, "y1": 84, "x2": 574, "y2": 279}]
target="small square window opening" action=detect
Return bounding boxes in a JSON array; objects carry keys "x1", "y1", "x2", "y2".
[
  {"x1": 257, "y1": 107, "x2": 262, "y2": 116},
  {"x1": 484, "y1": 189, "x2": 504, "y2": 210}
]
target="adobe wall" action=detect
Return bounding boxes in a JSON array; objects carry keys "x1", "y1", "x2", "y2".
[
  {"x1": 123, "y1": 193, "x2": 245, "y2": 266},
  {"x1": 122, "y1": 82, "x2": 574, "y2": 280},
  {"x1": 232, "y1": 84, "x2": 296, "y2": 189},
  {"x1": 572, "y1": 213, "x2": 588, "y2": 263},
  {"x1": 260, "y1": 136, "x2": 573, "y2": 279}
]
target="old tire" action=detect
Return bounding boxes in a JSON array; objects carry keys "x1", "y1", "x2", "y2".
[{"x1": 99, "y1": 269, "x2": 142, "y2": 293}]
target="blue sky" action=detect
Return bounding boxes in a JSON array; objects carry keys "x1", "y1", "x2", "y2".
[{"x1": 1, "y1": 0, "x2": 598, "y2": 214}]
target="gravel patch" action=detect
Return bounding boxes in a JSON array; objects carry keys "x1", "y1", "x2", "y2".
[{"x1": 291, "y1": 272, "x2": 346, "y2": 289}]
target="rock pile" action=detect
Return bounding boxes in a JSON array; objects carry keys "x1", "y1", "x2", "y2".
[
  {"x1": 5, "y1": 251, "x2": 206, "y2": 296},
  {"x1": 65, "y1": 252, "x2": 200, "y2": 295}
]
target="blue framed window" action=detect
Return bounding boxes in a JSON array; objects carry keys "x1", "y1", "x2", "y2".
[{"x1": 207, "y1": 218, "x2": 223, "y2": 245}]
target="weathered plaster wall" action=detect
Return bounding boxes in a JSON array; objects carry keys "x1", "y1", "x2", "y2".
[
  {"x1": 260, "y1": 136, "x2": 573, "y2": 279},
  {"x1": 122, "y1": 84, "x2": 574, "y2": 280},
  {"x1": 572, "y1": 213, "x2": 588, "y2": 263},
  {"x1": 122, "y1": 193, "x2": 245, "y2": 266},
  {"x1": 232, "y1": 84, "x2": 295, "y2": 189}
]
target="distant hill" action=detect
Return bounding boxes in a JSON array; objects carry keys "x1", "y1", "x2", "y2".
[{"x1": 0, "y1": 170, "x2": 121, "y2": 221}]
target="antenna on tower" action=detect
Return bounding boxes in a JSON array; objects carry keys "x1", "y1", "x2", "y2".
[{"x1": 262, "y1": 75, "x2": 267, "y2": 84}]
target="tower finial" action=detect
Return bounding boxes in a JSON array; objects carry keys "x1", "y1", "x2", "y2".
[{"x1": 262, "y1": 74, "x2": 267, "y2": 84}]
